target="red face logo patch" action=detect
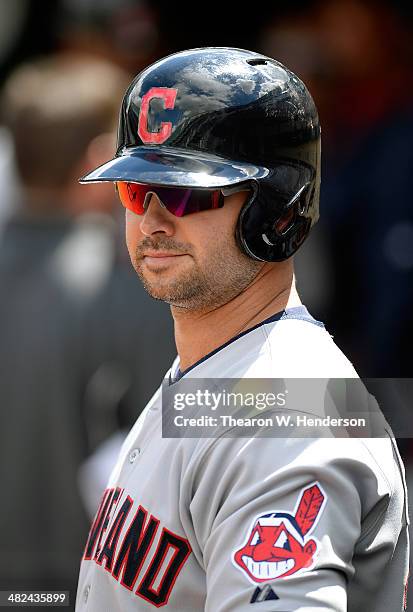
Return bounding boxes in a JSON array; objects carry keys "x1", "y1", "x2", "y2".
[
  {"x1": 233, "y1": 483, "x2": 326, "y2": 584},
  {"x1": 138, "y1": 86, "x2": 178, "y2": 144}
]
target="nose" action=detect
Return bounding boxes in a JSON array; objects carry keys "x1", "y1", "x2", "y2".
[{"x1": 139, "y1": 193, "x2": 175, "y2": 237}]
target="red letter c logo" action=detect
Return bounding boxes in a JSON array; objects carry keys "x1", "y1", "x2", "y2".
[{"x1": 138, "y1": 87, "x2": 178, "y2": 144}]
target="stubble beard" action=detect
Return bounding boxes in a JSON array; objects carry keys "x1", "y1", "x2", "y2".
[{"x1": 133, "y1": 239, "x2": 262, "y2": 312}]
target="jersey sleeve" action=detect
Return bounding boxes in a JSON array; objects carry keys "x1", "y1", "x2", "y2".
[{"x1": 187, "y1": 435, "x2": 395, "y2": 612}]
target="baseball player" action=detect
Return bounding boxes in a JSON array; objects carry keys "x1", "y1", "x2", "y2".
[{"x1": 76, "y1": 48, "x2": 409, "y2": 611}]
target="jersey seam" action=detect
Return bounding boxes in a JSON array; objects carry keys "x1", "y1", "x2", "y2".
[
  {"x1": 356, "y1": 501, "x2": 390, "y2": 545},
  {"x1": 259, "y1": 322, "x2": 273, "y2": 365},
  {"x1": 357, "y1": 435, "x2": 393, "y2": 495},
  {"x1": 355, "y1": 432, "x2": 394, "y2": 544}
]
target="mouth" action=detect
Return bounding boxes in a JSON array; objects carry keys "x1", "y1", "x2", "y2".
[
  {"x1": 142, "y1": 251, "x2": 186, "y2": 258},
  {"x1": 141, "y1": 253, "x2": 189, "y2": 268},
  {"x1": 241, "y1": 555, "x2": 295, "y2": 579}
]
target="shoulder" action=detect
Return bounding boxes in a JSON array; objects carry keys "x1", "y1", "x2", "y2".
[
  {"x1": 188, "y1": 433, "x2": 405, "y2": 553},
  {"x1": 253, "y1": 312, "x2": 358, "y2": 378}
]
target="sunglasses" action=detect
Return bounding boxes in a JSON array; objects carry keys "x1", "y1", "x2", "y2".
[{"x1": 115, "y1": 181, "x2": 250, "y2": 217}]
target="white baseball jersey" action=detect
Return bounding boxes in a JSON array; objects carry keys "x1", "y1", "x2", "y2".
[{"x1": 76, "y1": 306, "x2": 409, "y2": 611}]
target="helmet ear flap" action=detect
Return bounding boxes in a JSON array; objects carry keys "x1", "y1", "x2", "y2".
[
  {"x1": 236, "y1": 178, "x2": 315, "y2": 263},
  {"x1": 235, "y1": 182, "x2": 263, "y2": 261}
]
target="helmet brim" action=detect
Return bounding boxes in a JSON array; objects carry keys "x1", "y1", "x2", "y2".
[{"x1": 79, "y1": 146, "x2": 269, "y2": 188}]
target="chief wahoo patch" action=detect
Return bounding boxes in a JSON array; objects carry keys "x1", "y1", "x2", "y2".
[{"x1": 233, "y1": 483, "x2": 326, "y2": 583}]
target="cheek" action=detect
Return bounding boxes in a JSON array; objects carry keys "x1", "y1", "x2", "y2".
[
  {"x1": 186, "y1": 209, "x2": 238, "y2": 252},
  {"x1": 125, "y1": 210, "x2": 142, "y2": 255},
  {"x1": 186, "y1": 225, "x2": 223, "y2": 263}
]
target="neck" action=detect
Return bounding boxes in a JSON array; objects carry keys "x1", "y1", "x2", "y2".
[{"x1": 171, "y1": 260, "x2": 301, "y2": 372}]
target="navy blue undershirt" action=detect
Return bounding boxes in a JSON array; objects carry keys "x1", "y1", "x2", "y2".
[{"x1": 169, "y1": 305, "x2": 324, "y2": 384}]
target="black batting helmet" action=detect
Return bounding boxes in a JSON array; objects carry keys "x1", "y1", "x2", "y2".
[{"x1": 80, "y1": 47, "x2": 321, "y2": 262}]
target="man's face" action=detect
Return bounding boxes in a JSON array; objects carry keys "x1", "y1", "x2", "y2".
[{"x1": 125, "y1": 190, "x2": 262, "y2": 311}]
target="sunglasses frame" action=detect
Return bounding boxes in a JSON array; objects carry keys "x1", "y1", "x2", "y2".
[{"x1": 115, "y1": 181, "x2": 251, "y2": 217}]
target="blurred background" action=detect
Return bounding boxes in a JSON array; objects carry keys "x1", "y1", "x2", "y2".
[{"x1": 0, "y1": 0, "x2": 411, "y2": 608}]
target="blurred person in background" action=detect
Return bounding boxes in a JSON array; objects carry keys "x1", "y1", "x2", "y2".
[
  {"x1": 0, "y1": 53, "x2": 175, "y2": 602},
  {"x1": 0, "y1": 0, "x2": 29, "y2": 229},
  {"x1": 56, "y1": 0, "x2": 164, "y2": 76},
  {"x1": 259, "y1": 0, "x2": 413, "y2": 377}
]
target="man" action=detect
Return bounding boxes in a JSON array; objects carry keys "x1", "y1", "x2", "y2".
[{"x1": 76, "y1": 48, "x2": 409, "y2": 611}]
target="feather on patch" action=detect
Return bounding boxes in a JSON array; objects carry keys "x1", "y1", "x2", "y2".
[{"x1": 295, "y1": 484, "x2": 325, "y2": 535}]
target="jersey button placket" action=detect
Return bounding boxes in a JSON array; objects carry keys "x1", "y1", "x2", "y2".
[
  {"x1": 83, "y1": 584, "x2": 90, "y2": 603},
  {"x1": 129, "y1": 448, "x2": 141, "y2": 463}
]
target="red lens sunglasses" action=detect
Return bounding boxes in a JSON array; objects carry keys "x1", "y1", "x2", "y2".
[{"x1": 115, "y1": 182, "x2": 250, "y2": 217}]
